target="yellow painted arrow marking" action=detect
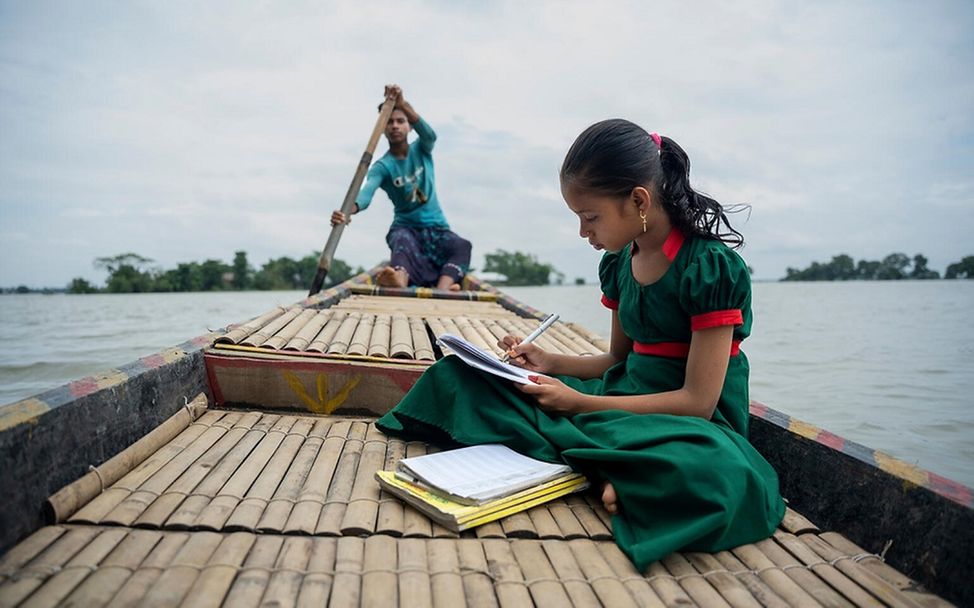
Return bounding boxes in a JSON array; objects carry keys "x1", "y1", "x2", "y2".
[{"x1": 283, "y1": 371, "x2": 362, "y2": 415}]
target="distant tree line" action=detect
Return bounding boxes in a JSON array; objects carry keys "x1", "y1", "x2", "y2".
[
  {"x1": 64, "y1": 251, "x2": 364, "y2": 294},
  {"x1": 782, "y1": 253, "x2": 974, "y2": 281},
  {"x1": 482, "y1": 250, "x2": 564, "y2": 286}
]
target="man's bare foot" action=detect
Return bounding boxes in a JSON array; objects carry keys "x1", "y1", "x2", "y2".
[
  {"x1": 448, "y1": 283, "x2": 461, "y2": 291},
  {"x1": 377, "y1": 266, "x2": 408, "y2": 288},
  {"x1": 602, "y1": 481, "x2": 619, "y2": 514},
  {"x1": 436, "y1": 275, "x2": 463, "y2": 291}
]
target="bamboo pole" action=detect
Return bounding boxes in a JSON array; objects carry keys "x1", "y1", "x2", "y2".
[
  {"x1": 195, "y1": 416, "x2": 298, "y2": 531},
  {"x1": 642, "y1": 560, "x2": 697, "y2": 606},
  {"x1": 326, "y1": 312, "x2": 361, "y2": 355},
  {"x1": 315, "y1": 421, "x2": 369, "y2": 535},
  {"x1": 564, "y1": 539, "x2": 642, "y2": 608},
  {"x1": 340, "y1": 423, "x2": 387, "y2": 535},
  {"x1": 240, "y1": 307, "x2": 303, "y2": 347},
  {"x1": 793, "y1": 532, "x2": 921, "y2": 608},
  {"x1": 428, "y1": 538, "x2": 466, "y2": 607},
  {"x1": 258, "y1": 418, "x2": 332, "y2": 533},
  {"x1": 306, "y1": 310, "x2": 348, "y2": 352},
  {"x1": 60, "y1": 529, "x2": 163, "y2": 607},
  {"x1": 347, "y1": 313, "x2": 375, "y2": 356},
  {"x1": 165, "y1": 414, "x2": 281, "y2": 530},
  {"x1": 309, "y1": 94, "x2": 397, "y2": 295},
  {"x1": 178, "y1": 532, "x2": 256, "y2": 608},
  {"x1": 362, "y1": 535, "x2": 398, "y2": 606},
  {"x1": 368, "y1": 313, "x2": 392, "y2": 358},
  {"x1": 410, "y1": 317, "x2": 435, "y2": 360},
  {"x1": 47, "y1": 393, "x2": 208, "y2": 523},
  {"x1": 397, "y1": 538, "x2": 433, "y2": 607},
  {"x1": 284, "y1": 309, "x2": 333, "y2": 351},
  {"x1": 215, "y1": 307, "x2": 286, "y2": 344},
  {"x1": 817, "y1": 532, "x2": 918, "y2": 597},
  {"x1": 16, "y1": 527, "x2": 129, "y2": 608},
  {"x1": 545, "y1": 500, "x2": 586, "y2": 539},
  {"x1": 0, "y1": 526, "x2": 66, "y2": 579},
  {"x1": 735, "y1": 540, "x2": 831, "y2": 607},
  {"x1": 134, "y1": 412, "x2": 259, "y2": 529},
  {"x1": 286, "y1": 420, "x2": 352, "y2": 535},
  {"x1": 389, "y1": 313, "x2": 413, "y2": 359},
  {"x1": 295, "y1": 538, "x2": 338, "y2": 607},
  {"x1": 566, "y1": 321, "x2": 610, "y2": 353},
  {"x1": 101, "y1": 411, "x2": 234, "y2": 527},
  {"x1": 482, "y1": 538, "x2": 533, "y2": 606},
  {"x1": 593, "y1": 541, "x2": 667, "y2": 608},
  {"x1": 137, "y1": 531, "x2": 224, "y2": 606},
  {"x1": 683, "y1": 551, "x2": 763, "y2": 608},
  {"x1": 262, "y1": 308, "x2": 318, "y2": 350},
  {"x1": 103, "y1": 532, "x2": 190, "y2": 607},
  {"x1": 327, "y1": 538, "x2": 365, "y2": 606},
  {"x1": 224, "y1": 418, "x2": 315, "y2": 532},
  {"x1": 401, "y1": 442, "x2": 433, "y2": 538},
  {"x1": 222, "y1": 535, "x2": 285, "y2": 606},
  {"x1": 375, "y1": 436, "x2": 406, "y2": 536},
  {"x1": 661, "y1": 552, "x2": 732, "y2": 607},
  {"x1": 510, "y1": 539, "x2": 571, "y2": 605},
  {"x1": 538, "y1": 539, "x2": 601, "y2": 606},
  {"x1": 564, "y1": 494, "x2": 611, "y2": 540},
  {"x1": 712, "y1": 549, "x2": 791, "y2": 608},
  {"x1": 526, "y1": 505, "x2": 561, "y2": 539},
  {"x1": 262, "y1": 536, "x2": 314, "y2": 608},
  {"x1": 456, "y1": 539, "x2": 496, "y2": 607}
]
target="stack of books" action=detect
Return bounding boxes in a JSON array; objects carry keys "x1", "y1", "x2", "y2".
[{"x1": 375, "y1": 444, "x2": 589, "y2": 532}]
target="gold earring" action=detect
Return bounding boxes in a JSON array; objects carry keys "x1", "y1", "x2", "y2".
[{"x1": 639, "y1": 211, "x2": 647, "y2": 233}]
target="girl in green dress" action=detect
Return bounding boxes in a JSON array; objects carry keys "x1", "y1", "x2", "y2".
[{"x1": 377, "y1": 119, "x2": 785, "y2": 570}]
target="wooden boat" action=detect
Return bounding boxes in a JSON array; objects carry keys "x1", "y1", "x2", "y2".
[{"x1": 0, "y1": 266, "x2": 969, "y2": 606}]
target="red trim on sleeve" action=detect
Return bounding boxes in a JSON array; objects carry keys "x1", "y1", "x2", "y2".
[
  {"x1": 601, "y1": 294, "x2": 619, "y2": 310},
  {"x1": 691, "y1": 309, "x2": 743, "y2": 331},
  {"x1": 661, "y1": 228, "x2": 686, "y2": 261}
]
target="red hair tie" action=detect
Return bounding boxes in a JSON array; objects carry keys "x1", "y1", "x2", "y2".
[{"x1": 650, "y1": 132, "x2": 662, "y2": 153}]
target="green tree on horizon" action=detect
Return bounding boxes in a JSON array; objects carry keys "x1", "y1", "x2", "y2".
[{"x1": 483, "y1": 250, "x2": 560, "y2": 286}]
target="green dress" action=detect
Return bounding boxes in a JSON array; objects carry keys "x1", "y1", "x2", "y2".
[{"x1": 377, "y1": 229, "x2": 785, "y2": 570}]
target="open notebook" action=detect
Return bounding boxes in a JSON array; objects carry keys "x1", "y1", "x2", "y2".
[
  {"x1": 436, "y1": 333, "x2": 544, "y2": 385},
  {"x1": 396, "y1": 444, "x2": 573, "y2": 505}
]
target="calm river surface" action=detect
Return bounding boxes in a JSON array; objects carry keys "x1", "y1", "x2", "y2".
[{"x1": 1, "y1": 281, "x2": 972, "y2": 487}]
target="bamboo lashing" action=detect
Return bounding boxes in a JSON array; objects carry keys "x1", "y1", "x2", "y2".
[
  {"x1": 46, "y1": 393, "x2": 208, "y2": 523},
  {"x1": 309, "y1": 93, "x2": 397, "y2": 295}
]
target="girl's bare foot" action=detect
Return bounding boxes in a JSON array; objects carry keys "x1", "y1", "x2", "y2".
[
  {"x1": 602, "y1": 481, "x2": 619, "y2": 514},
  {"x1": 377, "y1": 266, "x2": 408, "y2": 288}
]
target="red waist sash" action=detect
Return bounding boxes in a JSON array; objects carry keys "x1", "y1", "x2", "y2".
[{"x1": 633, "y1": 340, "x2": 741, "y2": 358}]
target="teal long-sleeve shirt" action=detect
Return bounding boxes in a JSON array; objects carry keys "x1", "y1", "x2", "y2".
[{"x1": 355, "y1": 117, "x2": 450, "y2": 229}]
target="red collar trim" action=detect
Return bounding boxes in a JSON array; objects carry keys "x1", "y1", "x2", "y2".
[{"x1": 661, "y1": 228, "x2": 685, "y2": 262}]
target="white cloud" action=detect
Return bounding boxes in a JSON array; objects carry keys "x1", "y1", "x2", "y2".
[{"x1": 1, "y1": 0, "x2": 973, "y2": 287}]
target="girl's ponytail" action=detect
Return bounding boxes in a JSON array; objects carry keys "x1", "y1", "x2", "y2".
[{"x1": 658, "y1": 137, "x2": 745, "y2": 248}]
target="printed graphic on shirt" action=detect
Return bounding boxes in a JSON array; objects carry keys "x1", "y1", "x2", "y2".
[{"x1": 392, "y1": 166, "x2": 428, "y2": 204}]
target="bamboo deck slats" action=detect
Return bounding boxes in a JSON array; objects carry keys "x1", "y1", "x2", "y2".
[
  {"x1": 6, "y1": 407, "x2": 953, "y2": 607},
  {"x1": 210, "y1": 295, "x2": 605, "y2": 364}
]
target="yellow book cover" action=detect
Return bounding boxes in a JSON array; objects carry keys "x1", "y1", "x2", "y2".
[{"x1": 375, "y1": 470, "x2": 589, "y2": 532}]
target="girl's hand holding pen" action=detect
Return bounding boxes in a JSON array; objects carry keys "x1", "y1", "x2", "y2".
[{"x1": 498, "y1": 335, "x2": 552, "y2": 373}]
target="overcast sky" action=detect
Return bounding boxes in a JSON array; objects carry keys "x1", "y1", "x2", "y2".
[{"x1": 2, "y1": 1, "x2": 972, "y2": 288}]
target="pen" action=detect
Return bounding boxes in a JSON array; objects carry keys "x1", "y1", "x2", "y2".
[{"x1": 501, "y1": 313, "x2": 560, "y2": 363}]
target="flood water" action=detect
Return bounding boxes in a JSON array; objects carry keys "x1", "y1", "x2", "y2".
[{"x1": 1, "y1": 280, "x2": 972, "y2": 487}]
